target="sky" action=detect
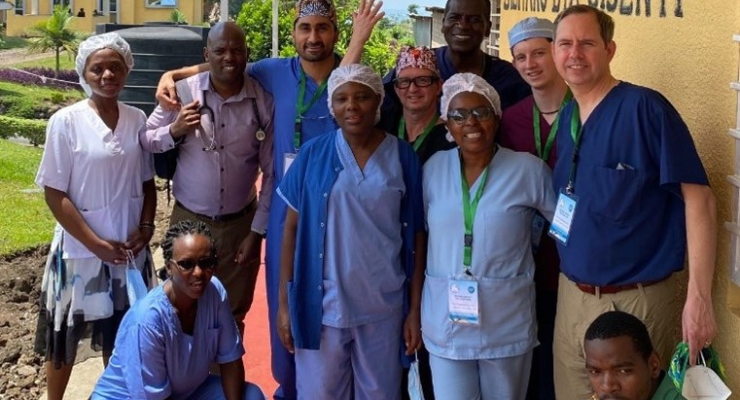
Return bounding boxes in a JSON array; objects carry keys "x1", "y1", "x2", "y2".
[{"x1": 385, "y1": 0, "x2": 447, "y2": 17}]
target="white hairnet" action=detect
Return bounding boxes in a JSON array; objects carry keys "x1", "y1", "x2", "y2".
[
  {"x1": 75, "y1": 32, "x2": 134, "y2": 97},
  {"x1": 327, "y1": 64, "x2": 384, "y2": 123},
  {"x1": 440, "y1": 73, "x2": 502, "y2": 121}
]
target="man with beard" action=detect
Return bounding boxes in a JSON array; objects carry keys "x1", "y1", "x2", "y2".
[
  {"x1": 154, "y1": 2, "x2": 383, "y2": 399},
  {"x1": 584, "y1": 311, "x2": 685, "y2": 400},
  {"x1": 142, "y1": 21, "x2": 274, "y2": 337},
  {"x1": 381, "y1": 0, "x2": 530, "y2": 131},
  {"x1": 498, "y1": 17, "x2": 569, "y2": 400}
]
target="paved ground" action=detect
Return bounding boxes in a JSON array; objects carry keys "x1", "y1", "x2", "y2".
[{"x1": 39, "y1": 247, "x2": 278, "y2": 399}]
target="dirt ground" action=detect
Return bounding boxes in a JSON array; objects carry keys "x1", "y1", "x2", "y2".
[{"x1": 0, "y1": 182, "x2": 172, "y2": 399}]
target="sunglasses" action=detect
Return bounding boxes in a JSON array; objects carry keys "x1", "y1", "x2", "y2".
[
  {"x1": 170, "y1": 256, "x2": 217, "y2": 272},
  {"x1": 394, "y1": 76, "x2": 439, "y2": 89},
  {"x1": 446, "y1": 107, "x2": 495, "y2": 125}
]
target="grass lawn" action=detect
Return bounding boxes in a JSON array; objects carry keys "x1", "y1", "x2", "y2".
[
  {"x1": 0, "y1": 36, "x2": 30, "y2": 50},
  {"x1": 9, "y1": 53, "x2": 76, "y2": 70},
  {"x1": 0, "y1": 139, "x2": 54, "y2": 255},
  {"x1": 0, "y1": 80, "x2": 85, "y2": 119}
]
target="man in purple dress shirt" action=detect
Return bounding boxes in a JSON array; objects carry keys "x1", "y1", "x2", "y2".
[{"x1": 141, "y1": 22, "x2": 275, "y2": 333}]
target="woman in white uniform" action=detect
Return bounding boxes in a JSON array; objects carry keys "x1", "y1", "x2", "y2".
[
  {"x1": 421, "y1": 73, "x2": 557, "y2": 400},
  {"x1": 34, "y1": 32, "x2": 156, "y2": 400}
]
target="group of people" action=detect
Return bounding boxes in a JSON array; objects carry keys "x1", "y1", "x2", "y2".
[{"x1": 32, "y1": 0, "x2": 718, "y2": 399}]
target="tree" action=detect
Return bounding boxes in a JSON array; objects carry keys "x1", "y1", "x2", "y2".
[
  {"x1": 27, "y1": 6, "x2": 84, "y2": 78},
  {"x1": 408, "y1": 4, "x2": 420, "y2": 14},
  {"x1": 235, "y1": 0, "x2": 414, "y2": 76}
]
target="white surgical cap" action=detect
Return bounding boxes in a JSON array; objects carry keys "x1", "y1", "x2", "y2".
[
  {"x1": 440, "y1": 73, "x2": 502, "y2": 120},
  {"x1": 75, "y1": 32, "x2": 134, "y2": 97},
  {"x1": 327, "y1": 64, "x2": 384, "y2": 123}
]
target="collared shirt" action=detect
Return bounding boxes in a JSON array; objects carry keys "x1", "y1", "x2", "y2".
[
  {"x1": 552, "y1": 82, "x2": 709, "y2": 286},
  {"x1": 249, "y1": 57, "x2": 340, "y2": 279},
  {"x1": 92, "y1": 278, "x2": 244, "y2": 400},
  {"x1": 36, "y1": 100, "x2": 154, "y2": 259},
  {"x1": 275, "y1": 130, "x2": 423, "y2": 350},
  {"x1": 142, "y1": 71, "x2": 274, "y2": 232},
  {"x1": 422, "y1": 147, "x2": 556, "y2": 360}
]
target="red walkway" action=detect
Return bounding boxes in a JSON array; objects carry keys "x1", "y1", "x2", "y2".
[{"x1": 242, "y1": 257, "x2": 278, "y2": 397}]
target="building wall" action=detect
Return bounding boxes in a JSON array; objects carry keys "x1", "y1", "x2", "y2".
[
  {"x1": 6, "y1": 0, "x2": 202, "y2": 36},
  {"x1": 500, "y1": 0, "x2": 740, "y2": 393}
]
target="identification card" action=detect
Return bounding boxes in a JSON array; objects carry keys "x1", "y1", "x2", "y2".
[
  {"x1": 284, "y1": 153, "x2": 297, "y2": 176},
  {"x1": 531, "y1": 213, "x2": 546, "y2": 254},
  {"x1": 448, "y1": 277, "x2": 479, "y2": 325},
  {"x1": 548, "y1": 190, "x2": 578, "y2": 245}
]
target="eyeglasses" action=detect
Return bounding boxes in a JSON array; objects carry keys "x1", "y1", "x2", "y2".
[
  {"x1": 170, "y1": 256, "x2": 217, "y2": 272},
  {"x1": 446, "y1": 107, "x2": 495, "y2": 125},
  {"x1": 394, "y1": 76, "x2": 439, "y2": 89}
]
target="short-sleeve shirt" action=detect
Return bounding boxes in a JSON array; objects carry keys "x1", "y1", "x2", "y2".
[
  {"x1": 280, "y1": 133, "x2": 406, "y2": 328},
  {"x1": 422, "y1": 147, "x2": 556, "y2": 360},
  {"x1": 92, "y1": 277, "x2": 244, "y2": 400},
  {"x1": 35, "y1": 100, "x2": 154, "y2": 259},
  {"x1": 552, "y1": 82, "x2": 709, "y2": 286},
  {"x1": 249, "y1": 57, "x2": 340, "y2": 278},
  {"x1": 275, "y1": 130, "x2": 423, "y2": 350}
]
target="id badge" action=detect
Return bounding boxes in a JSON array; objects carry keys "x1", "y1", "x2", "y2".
[
  {"x1": 531, "y1": 213, "x2": 546, "y2": 254},
  {"x1": 548, "y1": 189, "x2": 578, "y2": 246},
  {"x1": 448, "y1": 276, "x2": 479, "y2": 325},
  {"x1": 284, "y1": 153, "x2": 297, "y2": 176}
]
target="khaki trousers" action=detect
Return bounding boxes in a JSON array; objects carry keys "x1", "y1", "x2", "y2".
[
  {"x1": 553, "y1": 273, "x2": 680, "y2": 400},
  {"x1": 170, "y1": 202, "x2": 261, "y2": 333}
]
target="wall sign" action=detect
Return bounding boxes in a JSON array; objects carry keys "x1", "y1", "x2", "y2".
[{"x1": 502, "y1": 0, "x2": 684, "y2": 18}]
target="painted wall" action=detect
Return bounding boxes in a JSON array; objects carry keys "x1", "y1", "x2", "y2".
[
  {"x1": 6, "y1": 0, "x2": 202, "y2": 36},
  {"x1": 500, "y1": 0, "x2": 740, "y2": 393}
]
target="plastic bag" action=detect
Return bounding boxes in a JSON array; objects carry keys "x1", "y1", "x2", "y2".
[
  {"x1": 125, "y1": 250, "x2": 147, "y2": 306},
  {"x1": 408, "y1": 351, "x2": 425, "y2": 400},
  {"x1": 669, "y1": 342, "x2": 731, "y2": 400}
]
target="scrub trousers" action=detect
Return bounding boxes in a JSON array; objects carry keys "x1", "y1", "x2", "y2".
[
  {"x1": 294, "y1": 312, "x2": 403, "y2": 400},
  {"x1": 429, "y1": 351, "x2": 532, "y2": 400}
]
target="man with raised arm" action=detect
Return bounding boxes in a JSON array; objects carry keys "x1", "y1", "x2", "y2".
[{"x1": 154, "y1": 3, "x2": 383, "y2": 399}]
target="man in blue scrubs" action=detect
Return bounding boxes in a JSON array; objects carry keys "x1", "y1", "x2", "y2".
[
  {"x1": 382, "y1": 0, "x2": 530, "y2": 129},
  {"x1": 155, "y1": 1, "x2": 383, "y2": 398},
  {"x1": 550, "y1": 6, "x2": 717, "y2": 400}
]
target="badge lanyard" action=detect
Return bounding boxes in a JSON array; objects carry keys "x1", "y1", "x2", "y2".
[
  {"x1": 398, "y1": 116, "x2": 439, "y2": 152},
  {"x1": 459, "y1": 150, "x2": 492, "y2": 274},
  {"x1": 532, "y1": 90, "x2": 573, "y2": 162},
  {"x1": 294, "y1": 67, "x2": 329, "y2": 150},
  {"x1": 565, "y1": 105, "x2": 583, "y2": 194}
]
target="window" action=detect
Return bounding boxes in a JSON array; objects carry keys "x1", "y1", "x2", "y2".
[
  {"x1": 14, "y1": 0, "x2": 24, "y2": 15},
  {"x1": 146, "y1": 0, "x2": 177, "y2": 7},
  {"x1": 52, "y1": 0, "x2": 73, "y2": 8}
]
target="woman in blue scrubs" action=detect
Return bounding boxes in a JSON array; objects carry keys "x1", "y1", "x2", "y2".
[
  {"x1": 276, "y1": 64, "x2": 425, "y2": 400},
  {"x1": 92, "y1": 220, "x2": 265, "y2": 400},
  {"x1": 422, "y1": 73, "x2": 557, "y2": 400}
]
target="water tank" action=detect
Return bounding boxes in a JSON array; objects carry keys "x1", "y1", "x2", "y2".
[{"x1": 104, "y1": 25, "x2": 207, "y2": 115}]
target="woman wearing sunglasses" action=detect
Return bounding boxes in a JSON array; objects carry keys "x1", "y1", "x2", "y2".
[
  {"x1": 421, "y1": 73, "x2": 557, "y2": 399},
  {"x1": 92, "y1": 220, "x2": 265, "y2": 400}
]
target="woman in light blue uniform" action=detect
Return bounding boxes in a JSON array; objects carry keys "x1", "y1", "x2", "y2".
[
  {"x1": 276, "y1": 64, "x2": 425, "y2": 400},
  {"x1": 422, "y1": 73, "x2": 557, "y2": 400}
]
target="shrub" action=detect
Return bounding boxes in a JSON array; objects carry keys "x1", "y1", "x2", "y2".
[
  {"x1": 0, "y1": 68, "x2": 80, "y2": 91},
  {"x1": 0, "y1": 116, "x2": 47, "y2": 146},
  {"x1": 50, "y1": 93, "x2": 65, "y2": 104}
]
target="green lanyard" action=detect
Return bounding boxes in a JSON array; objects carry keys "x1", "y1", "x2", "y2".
[
  {"x1": 397, "y1": 116, "x2": 439, "y2": 152},
  {"x1": 565, "y1": 104, "x2": 583, "y2": 194},
  {"x1": 460, "y1": 149, "x2": 492, "y2": 271},
  {"x1": 532, "y1": 90, "x2": 573, "y2": 162},
  {"x1": 294, "y1": 68, "x2": 329, "y2": 150}
]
